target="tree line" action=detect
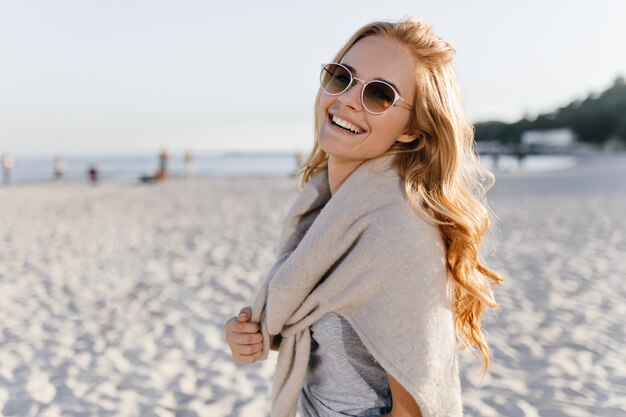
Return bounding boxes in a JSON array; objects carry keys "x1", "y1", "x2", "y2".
[{"x1": 474, "y1": 76, "x2": 626, "y2": 145}]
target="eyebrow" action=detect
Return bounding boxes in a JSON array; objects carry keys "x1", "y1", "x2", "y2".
[{"x1": 339, "y1": 62, "x2": 403, "y2": 96}]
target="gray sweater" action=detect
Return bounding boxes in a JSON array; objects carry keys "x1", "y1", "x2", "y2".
[{"x1": 250, "y1": 154, "x2": 463, "y2": 417}]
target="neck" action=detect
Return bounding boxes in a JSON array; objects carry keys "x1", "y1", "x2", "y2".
[{"x1": 327, "y1": 155, "x2": 365, "y2": 195}]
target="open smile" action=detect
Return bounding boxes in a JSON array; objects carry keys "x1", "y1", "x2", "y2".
[{"x1": 327, "y1": 113, "x2": 367, "y2": 136}]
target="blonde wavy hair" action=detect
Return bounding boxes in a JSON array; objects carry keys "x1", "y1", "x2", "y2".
[{"x1": 296, "y1": 15, "x2": 504, "y2": 376}]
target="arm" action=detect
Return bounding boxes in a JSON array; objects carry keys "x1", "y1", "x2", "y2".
[{"x1": 381, "y1": 373, "x2": 423, "y2": 417}]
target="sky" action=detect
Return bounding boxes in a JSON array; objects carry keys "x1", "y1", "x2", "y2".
[{"x1": 1, "y1": 0, "x2": 625, "y2": 155}]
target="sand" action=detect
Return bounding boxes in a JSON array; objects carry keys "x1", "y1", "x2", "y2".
[{"x1": 0, "y1": 154, "x2": 624, "y2": 417}]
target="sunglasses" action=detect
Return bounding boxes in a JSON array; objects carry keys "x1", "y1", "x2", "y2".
[{"x1": 319, "y1": 62, "x2": 411, "y2": 115}]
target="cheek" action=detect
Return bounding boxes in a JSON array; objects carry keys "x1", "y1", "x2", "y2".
[
  {"x1": 316, "y1": 96, "x2": 331, "y2": 125},
  {"x1": 370, "y1": 113, "x2": 407, "y2": 142},
  {"x1": 319, "y1": 93, "x2": 334, "y2": 110}
]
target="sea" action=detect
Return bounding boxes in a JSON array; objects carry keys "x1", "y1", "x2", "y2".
[{"x1": 0, "y1": 152, "x2": 579, "y2": 184}]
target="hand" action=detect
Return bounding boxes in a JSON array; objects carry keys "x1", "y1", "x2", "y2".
[{"x1": 224, "y1": 306, "x2": 264, "y2": 364}]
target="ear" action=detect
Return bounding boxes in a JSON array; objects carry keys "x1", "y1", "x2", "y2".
[
  {"x1": 396, "y1": 130, "x2": 419, "y2": 144},
  {"x1": 396, "y1": 120, "x2": 420, "y2": 143}
]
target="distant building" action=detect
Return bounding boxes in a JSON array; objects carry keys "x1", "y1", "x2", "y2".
[{"x1": 521, "y1": 128, "x2": 576, "y2": 149}]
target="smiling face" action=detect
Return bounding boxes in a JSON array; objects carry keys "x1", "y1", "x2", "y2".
[{"x1": 317, "y1": 35, "x2": 418, "y2": 165}]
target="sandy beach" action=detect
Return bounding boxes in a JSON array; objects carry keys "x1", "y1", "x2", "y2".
[{"x1": 0, "y1": 154, "x2": 625, "y2": 417}]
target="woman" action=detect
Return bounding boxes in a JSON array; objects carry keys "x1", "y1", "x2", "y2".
[{"x1": 225, "y1": 15, "x2": 503, "y2": 417}]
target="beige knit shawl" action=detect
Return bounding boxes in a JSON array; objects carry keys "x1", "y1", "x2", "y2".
[{"x1": 250, "y1": 154, "x2": 463, "y2": 417}]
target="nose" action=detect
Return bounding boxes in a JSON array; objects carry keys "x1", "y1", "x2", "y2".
[{"x1": 338, "y1": 78, "x2": 364, "y2": 111}]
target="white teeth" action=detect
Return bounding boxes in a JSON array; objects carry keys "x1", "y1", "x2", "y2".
[{"x1": 331, "y1": 114, "x2": 363, "y2": 134}]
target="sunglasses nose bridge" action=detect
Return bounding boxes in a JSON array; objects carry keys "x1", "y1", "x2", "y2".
[
  {"x1": 351, "y1": 76, "x2": 367, "y2": 91},
  {"x1": 342, "y1": 75, "x2": 364, "y2": 93},
  {"x1": 341, "y1": 76, "x2": 366, "y2": 110}
]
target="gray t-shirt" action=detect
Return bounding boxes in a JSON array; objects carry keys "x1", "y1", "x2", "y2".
[{"x1": 297, "y1": 312, "x2": 392, "y2": 417}]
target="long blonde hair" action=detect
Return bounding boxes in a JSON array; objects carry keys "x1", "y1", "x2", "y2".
[{"x1": 296, "y1": 15, "x2": 504, "y2": 376}]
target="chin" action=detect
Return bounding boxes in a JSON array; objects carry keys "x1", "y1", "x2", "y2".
[{"x1": 317, "y1": 135, "x2": 348, "y2": 159}]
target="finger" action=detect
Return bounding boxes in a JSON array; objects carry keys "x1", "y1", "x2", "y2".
[
  {"x1": 236, "y1": 342, "x2": 263, "y2": 355},
  {"x1": 231, "y1": 332, "x2": 263, "y2": 345},
  {"x1": 235, "y1": 350, "x2": 263, "y2": 364},
  {"x1": 234, "y1": 353, "x2": 257, "y2": 364},
  {"x1": 237, "y1": 306, "x2": 252, "y2": 322},
  {"x1": 233, "y1": 320, "x2": 260, "y2": 334},
  {"x1": 225, "y1": 316, "x2": 258, "y2": 332},
  {"x1": 224, "y1": 317, "x2": 238, "y2": 331}
]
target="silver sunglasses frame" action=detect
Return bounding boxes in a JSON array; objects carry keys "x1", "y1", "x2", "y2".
[{"x1": 319, "y1": 62, "x2": 411, "y2": 115}]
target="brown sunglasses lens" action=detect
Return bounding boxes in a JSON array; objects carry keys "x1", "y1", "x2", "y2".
[
  {"x1": 320, "y1": 64, "x2": 351, "y2": 94},
  {"x1": 363, "y1": 82, "x2": 395, "y2": 113}
]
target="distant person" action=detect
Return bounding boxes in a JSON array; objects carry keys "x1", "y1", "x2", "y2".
[
  {"x1": 513, "y1": 143, "x2": 529, "y2": 168},
  {"x1": 293, "y1": 150, "x2": 305, "y2": 177},
  {"x1": 184, "y1": 150, "x2": 195, "y2": 179},
  {"x1": 492, "y1": 152, "x2": 501, "y2": 170},
  {"x1": 54, "y1": 156, "x2": 66, "y2": 180},
  {"x1": 140, "y1": 149, "x2": 170, "y2": 183},
  {"x1": 225, "y1": 16, "x2": 504, "y2": 417},
  {"x1": 2, "y1": 153, "x2": 14, "y2": 184},
  {"x1": 156, "y1": 149, "x2": 170, "y2": 181},
  {"x1": 88, "y1": 165, "x2": 99, "y2": 184}
]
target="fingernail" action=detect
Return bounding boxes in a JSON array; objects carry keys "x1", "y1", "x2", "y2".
[{"x1": 238, "y1": 311, "x2": 247, "y2": 317}]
